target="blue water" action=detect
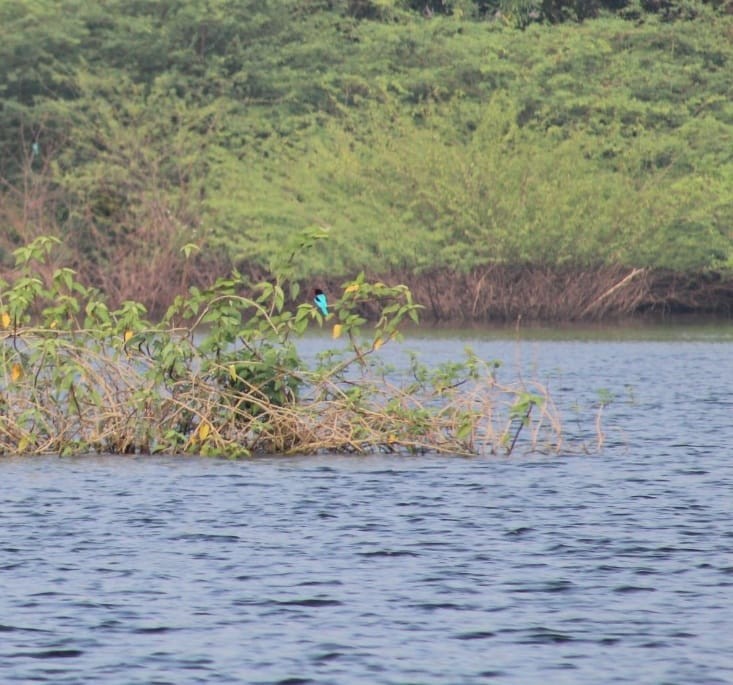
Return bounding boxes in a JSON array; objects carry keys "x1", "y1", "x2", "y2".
[{"x1": 1, "y1": 325, "x2": 732, "y2": 684}]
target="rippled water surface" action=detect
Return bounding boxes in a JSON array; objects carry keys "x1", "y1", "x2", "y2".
[{"x1": 2, "y1": 324, "x2": 733, "y2": 684}]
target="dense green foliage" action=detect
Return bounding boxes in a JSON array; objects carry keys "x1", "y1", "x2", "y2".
[{"x1": 1, "y1": 1, "x2": 732, "y2": 308}]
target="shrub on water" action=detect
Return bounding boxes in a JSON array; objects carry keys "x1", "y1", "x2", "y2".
[{"x1": 1, "y1": 235, "x2": 565, "y2": 457}]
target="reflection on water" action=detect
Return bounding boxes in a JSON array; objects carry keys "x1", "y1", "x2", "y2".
[
  {"x1": 1, "y1": 323, "x2": 732, "y2": 684},
  {"x1": 402, "y1": 313, "x2": 733, "y2": 342}
]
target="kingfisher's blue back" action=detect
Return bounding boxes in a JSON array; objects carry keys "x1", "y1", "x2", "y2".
[{"x1": 313, "y1": 289, "x2": 328, "y2": 316}]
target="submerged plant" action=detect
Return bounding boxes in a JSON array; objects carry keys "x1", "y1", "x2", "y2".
[{"x1": 1, "y1": 235, "x2": 565, "y2": 458}]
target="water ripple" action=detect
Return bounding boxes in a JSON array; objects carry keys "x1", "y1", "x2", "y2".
[{"x1": 1, "y1": 336, "x2": 733, "y2": 684}]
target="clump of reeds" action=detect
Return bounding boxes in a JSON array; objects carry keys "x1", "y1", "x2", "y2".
[{"x1": 1, "y1": 235, "x2": 564, "y2": 458}]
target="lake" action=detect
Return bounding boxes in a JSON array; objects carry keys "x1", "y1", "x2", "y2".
[{"x1": 1, "y1": 320, "x2": 732, "y2": 684}]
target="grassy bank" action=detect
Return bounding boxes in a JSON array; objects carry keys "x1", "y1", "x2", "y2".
[{"x1": 1, "y1": 4, "x2": 732, "y2": 319}]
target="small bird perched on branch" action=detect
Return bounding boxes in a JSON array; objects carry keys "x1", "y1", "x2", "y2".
[{"x1": 313, "y1": 288, "x2": 328, "y2": 316}]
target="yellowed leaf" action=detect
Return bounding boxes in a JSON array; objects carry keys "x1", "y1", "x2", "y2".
[
  {"x1": 197, "y1": 421, "x2": 211, "y2": 441},
  {"x1": 332, "y1": 323, "x2": 343, "y2": 339},
  {"x1": 10, "y1": 362, "x2": 23, "y2": 382},
  {"x1": 1, "y1": 312, "x2": 10, "y2": 328}
]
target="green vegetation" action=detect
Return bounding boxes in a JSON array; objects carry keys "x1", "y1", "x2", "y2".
[
  {"x1": 1, "y1": 236, "x2": 563, "y2": 457},
  {"x1": 1, "y1": 1, "x2": 732, "y2": 318}
]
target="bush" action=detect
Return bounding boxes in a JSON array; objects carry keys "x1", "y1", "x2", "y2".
[{"x1": 1, "y1": 236, "x2": 564, "y2": 457}]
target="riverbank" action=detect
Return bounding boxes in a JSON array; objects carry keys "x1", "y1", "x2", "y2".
[
  {"x1": 285, "y1": 263, "x2": 733, "y2": 324},
  {"x1": 366, "y1": 265, "x2": 733, "y2": 322},
  {"x1": 4, "y1": 257, "x2": 730, "y2": 323}
]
